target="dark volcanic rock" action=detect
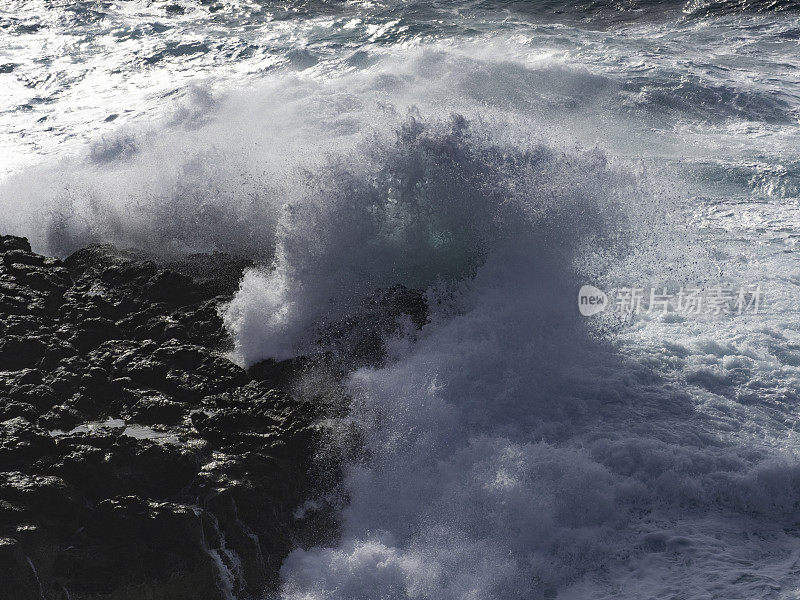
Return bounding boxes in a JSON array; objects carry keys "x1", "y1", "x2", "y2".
[
  {"x1": 0, "y1": 238, "x2": 329, "y2": 600},
  {"x1": 0, "y1": 235, "x2": 32, "y2": 252},
  {"x1": 315, "y1": 284, "x2": 428, "y2": 368}
]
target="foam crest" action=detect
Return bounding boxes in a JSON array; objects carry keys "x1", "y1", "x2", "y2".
[{"x1": 222, "y1": 113, "x2": 630, "y2": 364}]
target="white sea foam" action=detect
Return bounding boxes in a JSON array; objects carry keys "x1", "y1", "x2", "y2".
[
  {"x1": 269, "y1": 164, "x2": 800, "y2": 600},
  {"x1": 214, "y1": 111, "x2": 800, "y2": 599},
  {"x1": 3, "y1": 14, "x2": 800, "y2": 599},
  {"x1": 222, "y1": 113, "x2": 633, "y2": 363}
]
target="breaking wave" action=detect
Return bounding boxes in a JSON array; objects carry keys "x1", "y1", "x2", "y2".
[
  {"x1": 216, "y1": 112, "x2": 800, "y2": 598},
  {"x1": 222, "y1": 113, "x2": 632, "y2": 363},
  {"x1": 2, "y1": 7, "x2": 800, "y2": 598}
]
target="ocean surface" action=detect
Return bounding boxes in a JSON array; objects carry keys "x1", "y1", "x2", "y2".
[{"x1": 3, "y1": 0, "x2": 800, "y2": 598}]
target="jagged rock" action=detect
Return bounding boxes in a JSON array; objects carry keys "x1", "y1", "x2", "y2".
[
  {"x1": 0, "y1": 235, "x2": 32, "y2": 252},
  {"x1": 0, "y1": 337, "x2": 49, "y2": 370},
  {"x1": 0, "y1": 472, "x2": 80, "y2": 524},
  {"x1": 191, "y1": 381, "x2": 317, "y2": 456},
  {"x1": 0, "y1": 400, "x2": 38, "y2": 421},
  {"x1": 0, "y1": 235, "x2": 429, "y2": 600},
  {"x1": 69, "y1": 317, "x2": 122, "y2": 353},
  {"x1": 123, "y1": 391, "x2": 187, "y2": 426},
  {"x1": 36, "y1": 404, "x2": 84, "y2": 431},
  {"x1": 0, "y1": 417, "x2": 56, "y2": 466},
  {"x1": 0, "y1": 237, "x2": 327, "y2": 600},
  {"x1": 316, "y1": 283, "x2": 428, "y2": 367},
  {"x1": 0, "y1": 537, "x2": 46, "y2": 600},
  {"x1": 53, "y1": 497, "x2": 220, "y2": 600}
]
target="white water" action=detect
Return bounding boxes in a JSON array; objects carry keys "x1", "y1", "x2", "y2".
[{"x1": 3, "y1": 2, "x2": 800, "y2": 598}]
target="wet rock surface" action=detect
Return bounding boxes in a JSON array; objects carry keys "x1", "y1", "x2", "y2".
[{"x1": 0, "y1": 235, "x2": 331, "y2": 600}]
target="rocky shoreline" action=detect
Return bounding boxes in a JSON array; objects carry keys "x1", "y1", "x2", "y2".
[{"x1": 0, "y1": 235, "x2": 335, "y2": 600}]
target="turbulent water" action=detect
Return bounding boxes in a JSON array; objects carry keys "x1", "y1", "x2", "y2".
[{"x1": 3, "y1": 0, "x2": 800, "y2": 598}]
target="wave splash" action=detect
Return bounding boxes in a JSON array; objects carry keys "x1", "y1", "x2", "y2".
[
  {"x1": 2, "y1": 30, "x2": 799, "y2": 594},
  {"x1": 222, "y1": 113, "x2": 630, "y2": 364},
  {"x1": 222, "y1": 114, "x2": 636, "y2": 599},
  {"x1": 216, "y1": 115, "x2": 800, "y2": 600},
  {"x1": 211, "y1": 115, "x2": 610, "y2": 597}
]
